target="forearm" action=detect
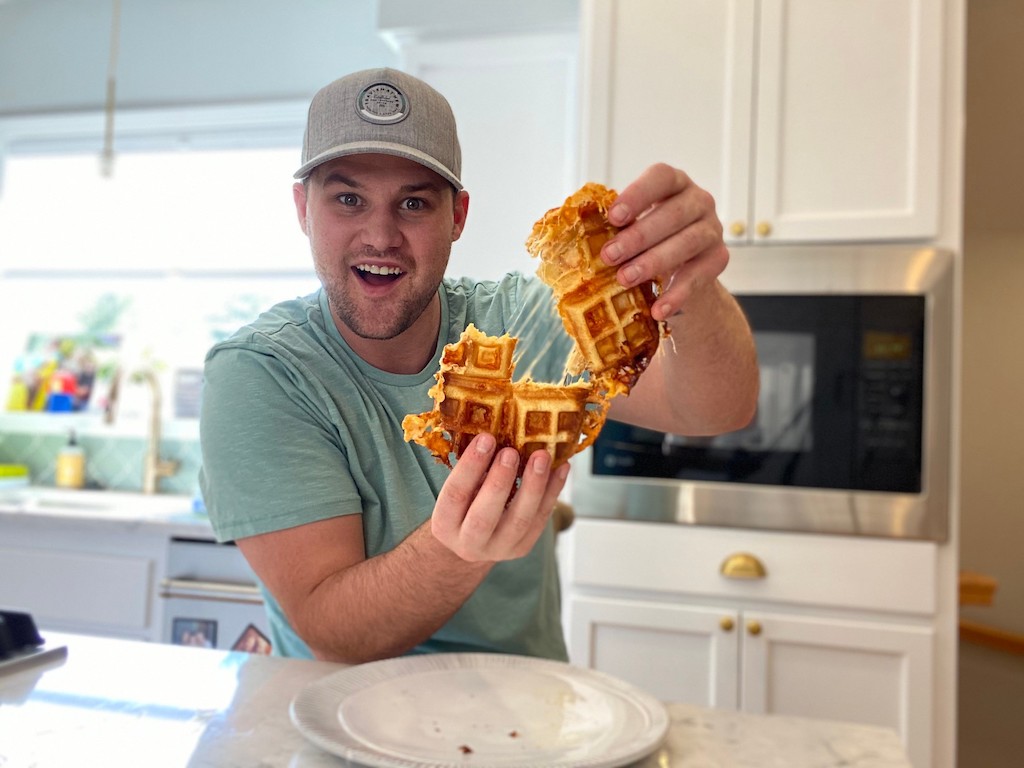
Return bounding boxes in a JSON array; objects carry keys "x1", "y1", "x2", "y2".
[{"x1": 293, "y1": 522, "x2": 493, "y2": 663}]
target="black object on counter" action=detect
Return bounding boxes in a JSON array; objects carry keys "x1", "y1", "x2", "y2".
[{"x1": 0, "y1": 609, "x2": 46, "y2": 659}]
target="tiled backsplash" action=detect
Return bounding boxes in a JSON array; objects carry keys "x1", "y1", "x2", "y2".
[{"x1": 0, "y1": 429, "x2": 202, "y2": 496}]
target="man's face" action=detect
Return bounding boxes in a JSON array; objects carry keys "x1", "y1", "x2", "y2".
[{"x1": 293, "y1": 153, "x2": 468, "y2": 342}]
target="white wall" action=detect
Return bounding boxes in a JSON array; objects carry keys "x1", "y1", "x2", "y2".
[{"x1": 960, "y1": 0, "x2": 1024, "y2": 637}]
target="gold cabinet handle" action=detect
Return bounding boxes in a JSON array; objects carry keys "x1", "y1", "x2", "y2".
[
  {"x1": 719, "y1": 552, "x2": 767, "y2": 580},
  {"x1": 729, "y1": 221, "x2": 747, "y2": 237},
  {"x1": 756, "y1": 221, "x2": 772, "y2": 237},
  {"x1": 719, "y1": 616, "x2": 735, "y2": 632},
  {"x1": 747, "y1": 620, "x2": 763, "y2": 636}
]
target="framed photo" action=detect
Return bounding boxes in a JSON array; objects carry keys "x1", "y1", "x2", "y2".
[
  {"x1": 171, "y1": 618, "x2": 217, "y2": 648},
  {"x1": 231, "y1": 623, "x2": 272, "y2": 655},
  {"x1": 173, "y1": 368, "x2": 204, "y2": 419}
]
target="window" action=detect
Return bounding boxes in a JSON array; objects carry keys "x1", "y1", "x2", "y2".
[
  {"x1": 0, "y1": 105, "x2": 319, "y2": 432},
  {"x1": 0, "y1": 147, "x2": 312, "y2": 272}
]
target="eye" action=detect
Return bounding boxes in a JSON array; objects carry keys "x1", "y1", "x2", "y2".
[
  {"x1": 401, "y1": 197, "x2": 427, "y2": 211},
  {"x1": 337, "y1": 193, "x2": 359, "y2": 206}
]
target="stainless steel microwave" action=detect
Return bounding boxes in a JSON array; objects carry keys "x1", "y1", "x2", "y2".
[{"x1": 571, "y1": 245, "x2": 954, "y2": 541}]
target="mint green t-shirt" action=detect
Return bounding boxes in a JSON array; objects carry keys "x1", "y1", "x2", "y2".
[{"x1": 199, "y1": 273, "x2": 574, "y2": 661}]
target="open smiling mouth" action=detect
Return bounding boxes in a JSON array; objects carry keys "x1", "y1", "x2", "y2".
[{"x1": 354, "y1": 263, "x2": 404, "y2": 287}]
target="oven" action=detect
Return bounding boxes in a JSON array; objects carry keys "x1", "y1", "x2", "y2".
[
  {"x1": 571, "y1": 245, "x2": 954, "y2": 541},
  {"x1": 159, "y1": 538, "x2": 272, "y2": 653}
]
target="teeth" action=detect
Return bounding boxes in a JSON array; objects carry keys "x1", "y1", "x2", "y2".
[{"x1": 356, "y1": 264, "x2": 403, "y2": 276}]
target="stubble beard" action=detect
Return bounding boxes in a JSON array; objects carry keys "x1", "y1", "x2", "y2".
[
  {"x1": 316, "y1": 250, "x2": 449, "y2": 342},
  {"x1": 324, "y1": 279, "x2": 435, "y2": 341}
]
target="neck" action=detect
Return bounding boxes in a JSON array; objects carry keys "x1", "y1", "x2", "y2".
[{"x1": 333, "y1": 295, "x2": 442, "y2": 375}]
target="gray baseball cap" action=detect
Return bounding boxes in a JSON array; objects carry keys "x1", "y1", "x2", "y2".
[{"x1": 294, "y1": 67, "x2": 462, "y2": 189}]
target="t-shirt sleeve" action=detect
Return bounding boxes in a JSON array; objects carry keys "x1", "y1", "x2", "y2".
[{"x1": 198, "y1": 343, "x2": 361, "y2": 543}]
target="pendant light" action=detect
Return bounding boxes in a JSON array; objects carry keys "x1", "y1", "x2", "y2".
[{"x1": 100, "y1": 0, "x2": 122, "y2": 177}]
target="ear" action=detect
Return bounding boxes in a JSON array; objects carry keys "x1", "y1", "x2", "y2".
[
  {"x1": 450, "y1": 190, "x2": 470, "y2": 242},
  {"x1": 292, "y1": 181, "x2": 310, "y2": 235}
]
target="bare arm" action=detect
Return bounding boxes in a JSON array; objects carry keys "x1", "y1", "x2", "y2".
[
  {"x1": 238, "y1": 433, "x2": 569, "y2": 663},
  {"x1": 601, "y1": 163, "x2": 760, "y2": 435}
]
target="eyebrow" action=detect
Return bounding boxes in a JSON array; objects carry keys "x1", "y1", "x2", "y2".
[{"x1": 321, "y1": 171, "x2": 360, "y2": 188}]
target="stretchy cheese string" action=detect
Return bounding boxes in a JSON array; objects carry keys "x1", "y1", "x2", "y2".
[{"x1": 506, "y1": 286, "x2": 583, "y2": 387}]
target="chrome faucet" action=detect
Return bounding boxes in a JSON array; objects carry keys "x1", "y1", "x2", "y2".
[{"x1": 133, "y1": 368, "x2": 180, "y2": 494}]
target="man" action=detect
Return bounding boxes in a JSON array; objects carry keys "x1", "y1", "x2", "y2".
[{"x1": 199, "y1": 68, "x2": 758, "y2": 663}]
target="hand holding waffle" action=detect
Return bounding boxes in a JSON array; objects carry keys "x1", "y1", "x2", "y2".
[
  {"x1": 598, "y1": 163, "x2": 731, "y2": 322},
  {"x1": 429, "y1": 431, "x2": 570, "y2": 562}
]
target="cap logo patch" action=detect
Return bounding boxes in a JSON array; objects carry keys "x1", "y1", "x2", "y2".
[{"x1": 356, "y1": 82, "x2": 409, "y2": 125}]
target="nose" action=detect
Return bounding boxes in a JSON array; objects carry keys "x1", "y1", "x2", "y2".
[{"x1": 360, "y1": 206, "x2": 403, "y2": 252}]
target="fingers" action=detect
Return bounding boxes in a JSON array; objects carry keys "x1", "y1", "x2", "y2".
[
  {"x1": 431, "y1": 432, "x2": 509, "y2": 546},
  {"x1": 605, "y1": 180, "x2": 721, "y2": 269},
  {"x1": 493, "y1": 451, "x2": 570, "y2": 558},
  {"x1": 601, "y1": 163, "x2": 730, "y2": 321},
  {"x1": 627, "y1": 235, "x2": 730, "y2": 321},
  {"x1": 431, "y1": 434, "x2": 570, "y2": 562},
  {"x1": 606, "y1": 163, "x2": 690, "y2": 228}
]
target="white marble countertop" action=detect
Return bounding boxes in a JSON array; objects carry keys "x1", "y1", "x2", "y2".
[
  {"x1": 0, "y1": 632, "x2": 912, "y2": 768},
  {"x1": 0, "y1": 486, "x2": 212, "y2": 539}
]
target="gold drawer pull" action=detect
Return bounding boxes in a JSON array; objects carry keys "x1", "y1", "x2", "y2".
[
  {"x1": 720, "y1": 616, "x2": 735, "y2": 632},
  {"x1": 747, "y1": 620, "x2": 763, "y2": 636},
  {"x1": 720, "y1": 552, "x2": 767, "y2": 580},
  {"x1": 756, "y1": 221, "x2": 773, "y2": 237},
  {"x1": 729, "y1": 221, "x2": 747, "y2": 237}
]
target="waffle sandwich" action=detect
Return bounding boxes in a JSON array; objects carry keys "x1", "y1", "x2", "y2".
[{"x1": 403, "y1": 182, "x2": 664, "y2": 473}]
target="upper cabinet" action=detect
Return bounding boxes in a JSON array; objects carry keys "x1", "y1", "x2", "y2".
[{"x1": 580, "y1": 0, "x2": 944, "y2": 244}]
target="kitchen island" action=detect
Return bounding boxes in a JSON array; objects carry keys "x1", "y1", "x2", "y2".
[{"x1": 0, "y1": 632, "x2": 912, "y2": 767}]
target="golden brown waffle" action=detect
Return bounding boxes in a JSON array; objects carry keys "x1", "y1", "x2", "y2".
[
  {"x1": 526, "y1": 182, "x2": 665, "y2": 394},
  {"x1": 402, "y1": 325, "x2": 609, "y2": 473},
  {"x1": 404, "y1": 182, "x2": 663, "y2": 476}
]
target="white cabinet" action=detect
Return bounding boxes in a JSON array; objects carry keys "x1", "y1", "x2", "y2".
[
  {"x1": 561, "y1": 520, "x2": 939, "y2": 768},
  {"x1": 570, "y1": 596, "x2": 739, "y2": 707},
  {"x1": 580, "y1": 0, "x2": 944, "y2": 243},
  {"x1": 740, "y1": 610, "x2": 933, "y2": 739},
  {"x1": 570, "y1": 595, "x2": 933, "y2": 742},
  {"x1": 0, "y1": 517, "x2": 169, "y2": 641}
]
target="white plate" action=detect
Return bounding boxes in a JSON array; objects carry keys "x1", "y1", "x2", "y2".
[{"x1": 290, "y1": 653, "x2": 669, "y2": 768}]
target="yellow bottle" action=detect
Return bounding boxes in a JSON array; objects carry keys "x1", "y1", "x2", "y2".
[
  {"x1": 5, "y1": 376, "x2": 29, "y2": 411},
  {"x1": 55, "y1": 430, "x2": 86, "y2": 489}
]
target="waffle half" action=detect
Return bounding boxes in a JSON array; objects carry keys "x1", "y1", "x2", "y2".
[
  {"x1": 526, "y1": 182, "x2": 665, "y2": 395},
  {"x1": 402, "y1": 325, "x2": 610, "y2": 473}
]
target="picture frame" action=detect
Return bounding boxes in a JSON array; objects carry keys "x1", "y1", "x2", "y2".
[
  {"x1": 231, "y1": 624, "x2": 272, "y2": 655},
  {"x1": 171, "y1": 618, "x2": 217, "y2": 649}
]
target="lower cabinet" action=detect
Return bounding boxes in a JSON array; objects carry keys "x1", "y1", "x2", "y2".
[
  {"x1": 570, "y1": 597, "x2": 739, "y2": 707},
  {"x1": 560, "y1": 520, "x2": 941, "y2": 768},
  {"x1": 740, "y1": 609, "x2": 933, "y2": 736},
  {"x1": 570, "y1": 596, "x2": 933, "y2": 740},
  {"x1": 0, "y1": 517, "x2": 170, "y2": 642}
]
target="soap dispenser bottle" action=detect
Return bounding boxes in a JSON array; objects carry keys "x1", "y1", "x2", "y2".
[{"x1": 55, "y1": 429, "x2": 85, "y2": 489}]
